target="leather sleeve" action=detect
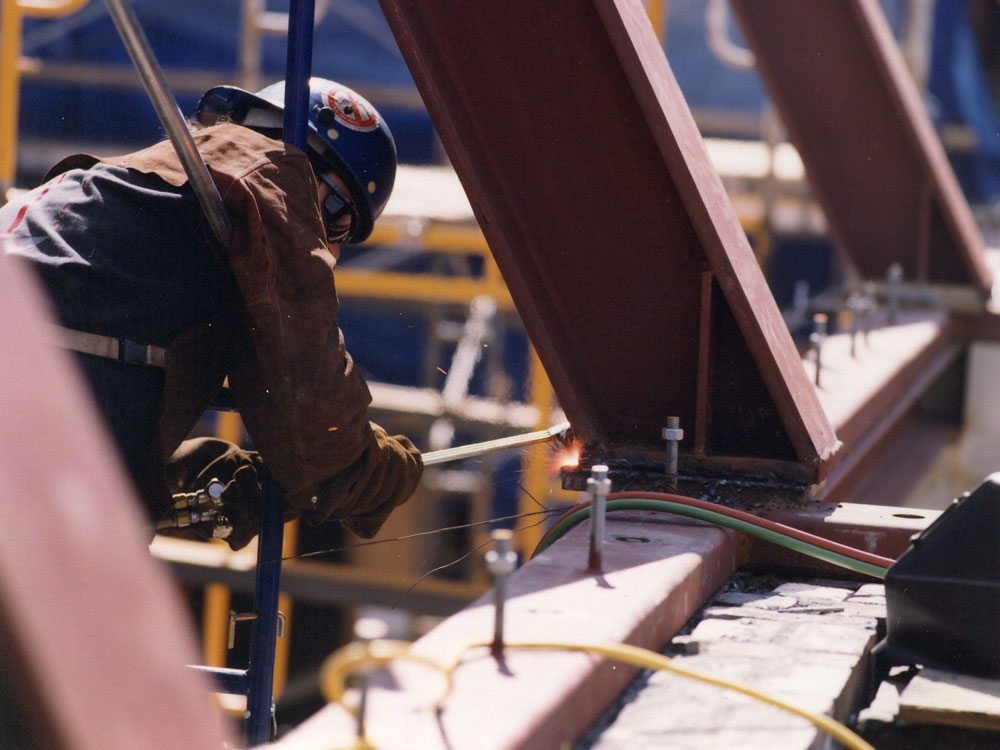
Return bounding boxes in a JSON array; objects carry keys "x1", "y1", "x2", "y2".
[
  {"x1": 218, "y1": 151, "x2": 422, "y2": 530},
  {"x1": 312, "y1": 424, "x2": 423, "y2": 537}
]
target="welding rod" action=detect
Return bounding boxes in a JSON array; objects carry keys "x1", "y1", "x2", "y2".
[
  {"x1": 420, "y1": 421, "x2": 572, "y2": 467},
  {"x1": 103, "y1": 0, "x2": 233, "y2": 248}
]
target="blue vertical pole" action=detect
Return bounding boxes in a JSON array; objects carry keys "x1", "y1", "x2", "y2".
[
  {"x1": 243, "y1": 471, "x2": 286, "y2": 747},
  {"x1": 283, "y1": 0, "x2": 316, "y2": 151},
  {"x1": 242, "y1": 5, "x2": 313, "y2": 744}
]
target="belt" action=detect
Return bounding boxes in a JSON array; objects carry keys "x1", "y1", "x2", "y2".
[{"x1": 50, "y1": 325, "x2": 167, "y2": 368}]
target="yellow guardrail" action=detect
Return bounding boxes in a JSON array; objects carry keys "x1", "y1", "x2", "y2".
[
  {"x1": 337, "y1": 219, "x2": 515, "y2": 310},
  {"x1": 1, "y1": 0, "x2": 90, "y2": 196}
]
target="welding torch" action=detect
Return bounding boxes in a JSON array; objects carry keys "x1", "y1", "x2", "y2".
[
  {"x1": 156, "y1": 478, "x2": 233, "y2": 539},
  {"x1": 420, "y1": 420, "x2": 573, "y2": 466},
  {"x1": 156, "y1": 422, "x2": 572, "y2": 537}
]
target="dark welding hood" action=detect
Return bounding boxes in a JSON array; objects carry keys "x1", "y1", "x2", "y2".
[{"x1": 876, "y1": 474, "x2": 1000, "y2": 677}]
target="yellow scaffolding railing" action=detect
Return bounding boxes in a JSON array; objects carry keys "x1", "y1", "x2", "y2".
[
  {"x1": 337, "y1": 214, "x2": 574, "y2": 557},
  {"x1": 0, "y1": 0, "x2": 89, "y2": 196}
]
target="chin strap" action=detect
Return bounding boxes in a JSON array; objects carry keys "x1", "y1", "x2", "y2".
[{"x1": 49, "y1": 324, "x2": 167, "y2": 368}]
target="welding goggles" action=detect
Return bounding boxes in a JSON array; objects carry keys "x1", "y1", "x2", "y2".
[{"x1": 319, "y1": 174, "x2": 358, "y2": 245}]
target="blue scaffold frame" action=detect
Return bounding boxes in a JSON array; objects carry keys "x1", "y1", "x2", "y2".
[
  {"x1": 191, "y1": 2, "x2": 316, "y2": 742},
  {"x1": 104, "y1": 0, "x2": 316, "y2": 742}
]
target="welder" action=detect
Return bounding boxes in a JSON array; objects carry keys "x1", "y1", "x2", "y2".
[{"x1": 0, "y1": 79, "x2": 423, "y2": 549}]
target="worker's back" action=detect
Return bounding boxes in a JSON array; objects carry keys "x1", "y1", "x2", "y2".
[{"x1": 0, "y1": 159, "x2": 232, "y2": 518}]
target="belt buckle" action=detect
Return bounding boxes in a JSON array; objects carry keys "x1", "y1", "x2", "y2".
[{"x1": 119, "y1": 338, "x2": 148, "y2": 366}]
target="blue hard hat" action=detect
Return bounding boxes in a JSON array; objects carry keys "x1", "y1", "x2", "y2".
[{"x1": 196, "y1": 78, "x2": 396, "y2": 243}]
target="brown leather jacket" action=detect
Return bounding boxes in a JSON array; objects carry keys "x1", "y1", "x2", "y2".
[{"x1": 54, "y1": 123, "x2": 422, "y2": 539}]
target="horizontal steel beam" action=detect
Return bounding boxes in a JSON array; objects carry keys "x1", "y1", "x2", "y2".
[
  {"x1": 750, "y1": 502, "x2": 940, "y2": 577},
  {"x1": 271, "y1": 513, "x2": 742, "y2": 750}
]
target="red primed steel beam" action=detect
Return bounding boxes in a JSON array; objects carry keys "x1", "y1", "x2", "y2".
[
  {"x1": 799, "y1": 312, "x2": 963, "y2": 504},
  {"x1": 751, "y1": 502, "x2": 939, "y2": 577},
  {"x1": 957, "y1": 309, "x2": 1000, "y2": 342},
  {"x1": 273, "y1": 514, "x2": 741, "y2": 750},
  {"x1": 378, "y1": 0, "x2": 839, "y2": 483},
  {"x1": 730, "y1": 0, "x2": 992, "y2": 295},
  {"x1": 0, "y1": 250, "x2": 232, "y2": 750}
]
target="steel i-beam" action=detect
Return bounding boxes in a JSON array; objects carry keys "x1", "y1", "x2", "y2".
[{"x1": 377, "y1": 0, "x2": 841, "y2": 493}]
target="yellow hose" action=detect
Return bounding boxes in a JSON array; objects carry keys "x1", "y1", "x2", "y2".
[
  {"x1": 464, "y1": 641, "x2": 877, "y2": 750},
  {"x1": 319, "y1": 639, "x2": 454, "y2": 750},
  {"x1": 319, "y1": 638, "x2": 877, "y2": 750}
]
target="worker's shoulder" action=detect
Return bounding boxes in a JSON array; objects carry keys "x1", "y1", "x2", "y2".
[
  {"x1": 76, "y1": 123, "x2": 311, "y2": 191},
  {"x1": 195, "y1": 123, "x2": 310, "y2": 181}
]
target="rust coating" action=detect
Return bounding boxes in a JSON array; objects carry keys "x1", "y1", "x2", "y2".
[
  {"x1": 748, "y1": 502, "x2": 940, "y2": 577},
  {"x1": 378, "y1": 0, "x2": 839, "y2": 482},
  {"x1": 730, "y1": 0, "x2": 992, "y2": 294},
  {"x1": 272, "y1": 512, "x2": 742, "y2": 750}
]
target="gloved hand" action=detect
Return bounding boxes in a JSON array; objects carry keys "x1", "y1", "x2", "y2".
[
  {"x1": 163, "y1": 437, "x2": 264, "y2": 550},
  {"x1": 306, "y1": 424, "x2": 423, "y2": 539}
]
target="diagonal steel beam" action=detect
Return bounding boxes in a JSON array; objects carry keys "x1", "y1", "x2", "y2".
[
  {"x1": 730, "y1": 0, "x2": 992, "y2": 296},
  {"x1": 377, "y1": 0, "x2": 840, "y2": 486}
]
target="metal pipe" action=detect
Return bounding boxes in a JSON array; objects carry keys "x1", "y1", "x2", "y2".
[
  {"x1": 282, "y1": 0, "x2": 315, "y2": 152},
  {"x1": 421, "y1": 420, "x2": 571, "y2": 466},
  {"x1": 102, "y1": 0, "x2": 232, "y2": 248},
  {"x1": 2, "y1": 0, "x2": 91, "y2": 195},
  {"x1": 810, "y1": 313, "x2": 828, "y2": 388},
  {"x1": 244, "y1": 470, "x2": 285, "y2": 747},
  {"x1": 441, "y1": 295, "x2": 497, "y2": 407},
  {"x1": 705, "y1": 0, "x2": 755, "y2": 70}
]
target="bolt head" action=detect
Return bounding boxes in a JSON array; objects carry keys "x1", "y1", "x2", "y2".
[
  {"x1": 354, "y1": 616, "x2": 389, "y2": 642},
  {"x1": 485, "y1": 549, "x2": 517, "y2": 576},
  {"x1": 589, "y1": 464, "x2": 609, "y2": 480}
]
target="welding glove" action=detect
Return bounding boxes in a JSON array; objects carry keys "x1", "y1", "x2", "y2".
[
  {"x1": 163, "y1": 437, "x2": 264, "y2": 551},
  {"x1": 307, "y1": 423, "x2": 424, "y2": 539}
]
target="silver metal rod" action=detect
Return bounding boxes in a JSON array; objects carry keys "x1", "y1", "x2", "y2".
[
  {"x1": 103, "y1": 0, "x2": 233, "y2": 248},
  {"x1": 662, "y1": 417, "x2": 683, "y2": 493},
  {"x1": 587, "y1": 464, "x2": 610, "y2": 573},
  {"x1": 485, "y1": 529, "x2": 516, "y2": 657},
  {"x1": 421, "y1": 420, "x2": 571, "y2": 466}
]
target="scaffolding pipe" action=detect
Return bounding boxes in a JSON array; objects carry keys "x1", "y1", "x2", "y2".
[
  {"x1": 1, "y1": 0, "x2": 90, "y2": 197},
  {"x1": 102, "y1": 0, "x2": 233, "y2": 248},
  {"x1": 282, "y1": 0, "x2": 315, "y2": 151}
]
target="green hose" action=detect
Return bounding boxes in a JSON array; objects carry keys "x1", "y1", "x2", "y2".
[{"x1": 533, "y1": 498, "x2": 888, "y2": 579}]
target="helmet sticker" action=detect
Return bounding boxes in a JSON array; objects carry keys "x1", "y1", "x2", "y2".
[{"x1": 324, "y1": 89, "x2": 378, "y2": 132}]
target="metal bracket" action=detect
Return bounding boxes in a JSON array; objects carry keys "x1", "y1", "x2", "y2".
[{"x1": 228, "y1": 611, "x2": 286, "y2": 650}]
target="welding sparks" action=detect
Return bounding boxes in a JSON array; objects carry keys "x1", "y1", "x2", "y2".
[
  {"x1": 552, "y1": 441, "x2": 581, "y2": 472},
  {"x1": 436, "y1": 367, "x2": 447, "y2": 375}
]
